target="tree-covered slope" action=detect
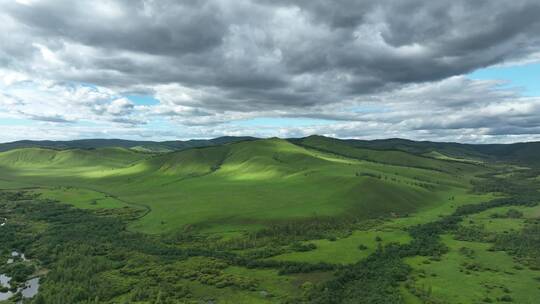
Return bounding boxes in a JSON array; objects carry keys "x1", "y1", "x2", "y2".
[
  {"x1": 291, "y1": 135, "x2": 479, "y2": 173},
  {"x1": 299, "y1": 135, "x2": 540, "y2": 168}
]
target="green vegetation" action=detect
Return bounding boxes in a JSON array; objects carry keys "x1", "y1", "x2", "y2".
[
  {"x1": 271, "y1": 229, "x2": 411, "y2": 264},
  {"x1": 0, "y1": 136, "x2": 539, "y2": 303},
  {"x1": 423, "y1": 150, "x2": 483, "y2": 164},
  {"x1": 0, "y1": 138, "x2": 479, "y2": 234},
  {"x1": 406, "y1": 235, "x2": 540, "y2": 303},
  {"x1": 34, "y1": 187, "x2": 130, "y2": 210}
]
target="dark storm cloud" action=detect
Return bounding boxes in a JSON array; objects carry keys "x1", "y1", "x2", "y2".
[
  {"x1": 1, "y1": 0, "x2": 540, "y2": 142},
  {"x1": 3, "y1": 0, "x2": 540, "y2": 107},
  {"x1": 4, "y1": 1, "x2": 227, "y2": 56}
]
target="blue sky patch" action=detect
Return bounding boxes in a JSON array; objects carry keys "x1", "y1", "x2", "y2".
[
  {"x1": 468, "y1": 63, "x2": 540, "y2": 96},
  {"x1": 126, "y1": 94, "x2": 160, "y2": 106}
]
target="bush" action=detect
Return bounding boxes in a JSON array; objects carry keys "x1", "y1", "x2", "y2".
[{"x1": 499, "y1": 295, "x2": 513, "y2": 302}]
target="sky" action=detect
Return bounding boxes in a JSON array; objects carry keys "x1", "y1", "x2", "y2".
[{"x1": 1, "y1": 0, "x2": 540, "y2": 143}]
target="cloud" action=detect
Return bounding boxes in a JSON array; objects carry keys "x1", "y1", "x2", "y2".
[
  {"x1": 0, "y1": 76, "x2": 144, "y2": 125},
  {"x1": 95, "y1": 98, "x2": 135, "y2": 116},
  {"x1": 25, "y1": 113, "x2": 74, "y2": 123},
  {"x1": 0, "y1": 0, "x2": 540, "y2": 142}
]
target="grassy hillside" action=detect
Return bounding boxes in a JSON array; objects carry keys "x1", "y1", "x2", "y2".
[
  {"x1": 293, "y1": 135, "x2": 479, "y2": 173},
  {"x1": 330, "y1": 137, "x2": 487, "y2": 158},
  {"x1": 0, "y1": 137, "x2": 482, "y2": 234},
  {"x1": 297, "y1": 135, "x2": 540, "y2": 168},
  {"x1": 0, "y1": 147, "x2": 147, "y2": 168},
  {"x1": 4, "y1": 135, "x2": 540, "y2": 166},
  {"x1": 122, "y1": 139, "x2": 452, "y2": 233},
  {"x1": 423, "y1": 150, "x2": 483, "y2": 164}
]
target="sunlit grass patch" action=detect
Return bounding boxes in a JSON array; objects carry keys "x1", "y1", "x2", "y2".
[
  {"x1": 271, "y1": 229, "x2": 411, "y2": 264},
  {"x1": 404, "y1": 235, "x2": 540, "y2": 304}
]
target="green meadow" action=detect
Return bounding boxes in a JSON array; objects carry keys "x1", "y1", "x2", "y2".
[
  {"x1": 405, "y1": 235, "x2": 540, "y2": 303},
  {"x1": 0, "y1": 138, "x2": 480, "y2": 234},
  {"x1": 35, "y1": 187, "x2": 130, "y2": 210},
  {"x1": 271, "y1": 229, "x2": 411, "y2": 264}
]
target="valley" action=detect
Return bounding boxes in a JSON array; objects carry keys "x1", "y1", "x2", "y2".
[{"x1": 0, "y1": 136, "x2": 539, "y2": 303}]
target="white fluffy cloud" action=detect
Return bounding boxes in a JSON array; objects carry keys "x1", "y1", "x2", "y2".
[{"x1": 0, "y1": 75, "x2": 142, "y2": 124}]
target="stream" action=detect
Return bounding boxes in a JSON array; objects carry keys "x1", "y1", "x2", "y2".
[
  {"x1": 0, "y1": 274, "x2": 13, "y2": 301},
  {"x1": 0, "y1": 251, "x2": 40, "y2": 302}
]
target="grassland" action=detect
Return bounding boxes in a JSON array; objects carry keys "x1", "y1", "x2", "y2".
[
  {"x1": 0, "y1": 138, "x2": 482, "y2": 234},
  {"x1": 406, "y1": 235, "x2": 540, "y2": 303},
  {"x1": 425, "y1": 151, "x2": 485, "y2": 165},
  {"x1": 34, "y1": 187, "x2": 130, "y2": 210},
  {"x1": 1, "y1": 136, "x2": 539, "y2": 303},
  {"x1": 271, "y1": 229, "x2": 411, "y2": 264}
]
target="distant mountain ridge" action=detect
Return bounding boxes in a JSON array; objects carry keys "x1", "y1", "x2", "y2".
[
  {"x1": 0, "y1": 136, "x2": 256, "y2": 153},
  {"x1": 291, "y1": 135, "x2": 540, "y2": 168},
  {"x1": 1, "y1": 135, "x2": 540, "y2": 167}
]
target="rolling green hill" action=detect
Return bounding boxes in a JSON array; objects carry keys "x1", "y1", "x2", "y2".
[
  {"x1": 3, "y1": 135, "x2": 539, "y2": 167},
  {"x1": 294, "y1": 135, "x2": 540, "y2": 168},
  {"x1": 0, "y1": 137, "x2": 483, "y2": 234},
  {"x1": 291, "y1": 135, "x2": 479, "y2": 173},
  {"x1": 0, "y1": 147, "x2": 147, "y2": 168}
]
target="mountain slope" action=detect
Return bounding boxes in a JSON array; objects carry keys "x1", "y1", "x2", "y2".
[
  {"x1": 0, "y1": 138, "x2": 485, "y2": 234},
  {"x1": 4, "y1": 135, "x2": 540, "y2": 168},
  {"x1": 304, "y1": 136, "x2": 540, "y2": 168},
  {"x1": 291, "y1": 135, "x2": 478, "y2": 173},
  {"x1": 112, "y1": 138, "x2": 459, "y2": 232},
  {"x1": 0, "y1": 147, "x2": 147, "y2": 169}
]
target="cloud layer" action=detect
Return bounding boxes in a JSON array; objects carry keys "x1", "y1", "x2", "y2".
[{"x1": 1, "y1": 0, "x2": 540, "y2": 143}]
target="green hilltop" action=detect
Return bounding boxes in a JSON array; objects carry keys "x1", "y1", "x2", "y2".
[{"x1": 0, "y1": 136, "x2": 483, "y2": 234}]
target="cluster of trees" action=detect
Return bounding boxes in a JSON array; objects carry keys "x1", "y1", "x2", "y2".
[
  {"x1": 233, "y1": 258, "x2": 335, "y2": 275},
  {"x1": 305, "y1": 244, "x2": 411, "y2": 304},
  {"x1": 0, "y1": 191, "x2": 340, "y2": 303},
  {"x1": 355, "y1": 172, "x2": 437, "y2": 189},
  {"x1": 292, "y1": 213, "x2": 456, "y2": 302},
  {"x1": 454, "y1": 197, "x2": 537, "y2": 217},
  {"x1": 299, "y1": 172, "x2": 540, "y2": 303},
  {"x1": 454, "y1": 172, "x2": 540, "y2": 269},
  {"x1": 494, "y1": 222, "x2": 540, "y2": 269},
  {"x1": 356, "y1": 172, "x2": 382, "y2": 179},
  {"x1": 0, "y1": 192, "x2": 198, "y2": 303},
  {"x1": 453, "y1": 225, "x2": 491, "y2": 242},
  {"x1": 0, "y1": 263, "x2": 35, "y2": 285},
  {"x1": 490, "y1": 209, "x2": 523, "y2": 219},
  {"x1": 290, "y1": 242, "x2": 317, "y2": 252},
  {"x1": 221, "y1": 216, "x2": 359, "y2": 250}
]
